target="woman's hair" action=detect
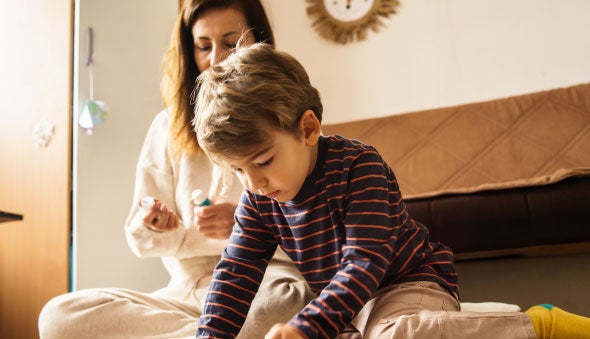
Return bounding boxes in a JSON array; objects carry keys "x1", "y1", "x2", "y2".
[
  {"x1": 193, "y1": 43, "x2": 322, "y2": 163},
  {"x1": 161, "y1": 0, "x2": 275, "y2": 157}
]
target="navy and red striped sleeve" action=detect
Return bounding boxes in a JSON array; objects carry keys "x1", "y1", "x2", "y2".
[{"x1": 196, "y1": 195, "x2": 277, "y2": 338}]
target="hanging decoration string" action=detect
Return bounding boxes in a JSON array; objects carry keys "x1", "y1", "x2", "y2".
[{"x1": 79, "y1": 27, "x2": 108, "y2": 135}]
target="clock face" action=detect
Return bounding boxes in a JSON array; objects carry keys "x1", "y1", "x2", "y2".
[
  {"x1": 323, "y1": 0, "x2": 376, "y2": 22},
  {"x1": 307, "y1": 0, "x2": 399, "y2": 44}
]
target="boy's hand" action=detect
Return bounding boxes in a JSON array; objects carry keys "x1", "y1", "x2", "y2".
[
  {"x1": 139, "y1": 198, "x2": 179, "y2": 232},
  {"x1": 265, "y1": 323, "x2": 304, "y2": 339},
  {"x1": 193, "y1": 200, "x2": 236, "y2": 239}
]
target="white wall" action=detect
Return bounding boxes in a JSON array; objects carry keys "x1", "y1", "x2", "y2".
[
  {"x1": 73, "y1": 0, "x2": 177, "y2": 291},
  {"x1": 264, "y1": 0, "x2": 590, "y2": 123},
  {"x1": 73, "y1": 0, "x2": 590, "y2": 291}
]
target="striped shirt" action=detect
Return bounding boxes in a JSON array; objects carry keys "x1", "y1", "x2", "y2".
[{"x1": 197, "y1": 135, "x2": 458, "y2": 339}]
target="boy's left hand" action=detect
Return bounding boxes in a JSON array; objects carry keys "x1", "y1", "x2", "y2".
[{"x1": 265, "y1": 323, "x2": 304, "y2": 339}]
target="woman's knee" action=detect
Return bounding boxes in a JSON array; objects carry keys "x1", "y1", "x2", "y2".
[
  {"x1": 39, "y1": 292, "x2": 80, "y2": 337},
  {"x1": 38, "y1": 289, "x2": 113, "y2": 338},
  {"x1": 263, "y1": 260, "x2": 314, "y2": 300}
]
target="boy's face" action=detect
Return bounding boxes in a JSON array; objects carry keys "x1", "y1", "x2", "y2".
[{"x1": 219, "y1": 111, "x2": 320, "y2": 203}]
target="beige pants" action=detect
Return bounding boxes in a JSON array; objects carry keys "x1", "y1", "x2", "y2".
[
  {"x1": 38, "y1": 258, "x2": 314, "y2": 339},
  {"x1": 344, "y1": 281, "x2": 537, "y2": 339}
]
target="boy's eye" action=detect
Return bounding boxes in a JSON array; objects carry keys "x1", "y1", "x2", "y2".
[
  {"x1": 231, "y1": 168, "x2": 243, "y2": 174},
  {"x1": 257, "y1": 157, "x2": 273, "y2": 168}
]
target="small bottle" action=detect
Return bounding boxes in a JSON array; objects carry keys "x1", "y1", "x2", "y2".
[
  {"x1": 191, "y1": 189, "x2": 211, "y2": 207},
  {"x1": 140, "y1": 196, "x2": 155, "y2": 209}
]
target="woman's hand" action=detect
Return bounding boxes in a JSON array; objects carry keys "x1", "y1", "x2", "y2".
[
  {"x1": 265, "y1": 323, "x2": 304, "y2": 339},
  {"x1": 193, "y1": 200, "x2": 237, "y2": 239},
  {"x1": 139, "y1": 197, "x2": 180, "y2": 232}
]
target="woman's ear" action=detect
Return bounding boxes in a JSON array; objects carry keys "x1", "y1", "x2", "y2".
[{"x1": 299, "y1": 110, "x2": 321, "y2": 146}]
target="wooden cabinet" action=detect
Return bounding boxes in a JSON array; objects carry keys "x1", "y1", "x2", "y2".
[{"x1": 0, "y1": 1, "x2": 73, "y2": 338}]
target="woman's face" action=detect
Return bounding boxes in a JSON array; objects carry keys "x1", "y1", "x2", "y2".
[{"x1": 192, "y1": 7, "x2": 255, "y2": 73}]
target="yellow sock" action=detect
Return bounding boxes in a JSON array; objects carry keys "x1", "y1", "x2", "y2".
[{"x1": 526, "y1": 304, "x2": 590, "y2": 338}]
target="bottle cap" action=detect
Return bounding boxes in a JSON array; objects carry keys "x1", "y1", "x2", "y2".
[{"x1": 140, "y1": 196, "x2": 155, "y2": 209}]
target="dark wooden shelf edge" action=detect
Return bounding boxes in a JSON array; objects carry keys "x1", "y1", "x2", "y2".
[{"x1": 0, "y1": 211, "x2": 24, "y2": 223}]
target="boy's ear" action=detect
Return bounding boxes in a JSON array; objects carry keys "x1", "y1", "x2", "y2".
[{"x1": 300, "y1": 110, "x2": 321, "y2": 146}]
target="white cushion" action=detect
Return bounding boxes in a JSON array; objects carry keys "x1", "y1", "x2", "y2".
[{"x1": 460, "y1": 302, "x2": 521, "y2": 313}]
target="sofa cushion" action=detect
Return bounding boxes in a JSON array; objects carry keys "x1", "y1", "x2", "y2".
[{"x1": 404, "y1": 175, "x2": 590, "y2": 259}]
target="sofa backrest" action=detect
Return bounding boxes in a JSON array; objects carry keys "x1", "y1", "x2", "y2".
[{"x1": 322, "y1": 83, "x2": 590, "y2": 200}]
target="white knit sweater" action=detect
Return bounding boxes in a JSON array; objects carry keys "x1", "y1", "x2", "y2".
[{"x1": 124, "y1": 110, "x2": 244, "y2": 294}]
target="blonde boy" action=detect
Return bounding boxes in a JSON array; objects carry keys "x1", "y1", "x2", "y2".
[{"x1": 193, "y1": 43, "x2": 590, "y2": 339}]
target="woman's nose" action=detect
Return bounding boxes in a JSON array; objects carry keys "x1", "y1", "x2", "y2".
[
  {"x1": 210, "y1": 46, "x2": 229, "y2": 66},
  {"x1": 210, "y1": 48, "x2": 222, "y2": 66}
]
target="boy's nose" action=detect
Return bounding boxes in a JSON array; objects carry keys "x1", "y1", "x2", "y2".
[{"x1": 247, "y1": 172, "x2": 267, "y2": 193}]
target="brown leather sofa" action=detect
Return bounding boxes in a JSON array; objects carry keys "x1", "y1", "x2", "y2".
[{"x1": 322, "y1": 83, "x2": 590, "y2": 261}]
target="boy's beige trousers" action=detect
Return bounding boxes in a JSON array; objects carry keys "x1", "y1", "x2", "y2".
[{"x1": 343, "y1": 281, "x2": 537, "y2": 339}]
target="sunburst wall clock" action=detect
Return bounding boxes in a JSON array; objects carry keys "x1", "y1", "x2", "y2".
[{"x1": 306, "y1": 0, "x2": 400, "y2": 44}]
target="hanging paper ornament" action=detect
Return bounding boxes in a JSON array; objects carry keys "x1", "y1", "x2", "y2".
[
  {"x1": 79, "y1": 27, "x2": 108, "y2": 135},
  {"x1": 79, "y1": 99, "x2": 108, "y2": 135}
]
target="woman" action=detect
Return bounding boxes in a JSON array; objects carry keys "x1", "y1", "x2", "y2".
[{"x1": 38, "y1": 1, "x2": 313, "y2": 338}]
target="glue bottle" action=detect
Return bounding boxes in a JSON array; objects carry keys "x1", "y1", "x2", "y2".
[{"x1": 191, "y1": 189, "x2": 211, "y2": 207}]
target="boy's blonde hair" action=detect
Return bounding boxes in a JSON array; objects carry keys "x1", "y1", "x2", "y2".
[{"x1": 193, "y1": 43, "x2": 322, "y2": 162}]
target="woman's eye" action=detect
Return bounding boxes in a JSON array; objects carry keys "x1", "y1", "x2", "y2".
[
  {"x1": 225, "y1": 43, "x2": 237, "y2": 49},
  {"x1": 196, "y1": 45, "x2": 211, "y2": 52}
]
